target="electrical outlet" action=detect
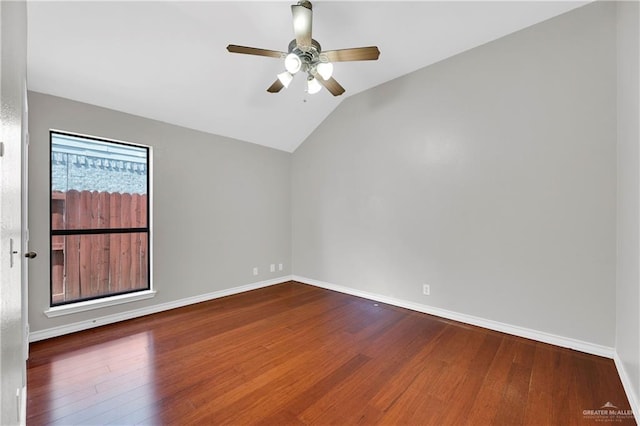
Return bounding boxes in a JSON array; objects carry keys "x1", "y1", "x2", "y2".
[
  {"x1": 278, "y1": 263, "x2": 283, "y2": 271},
  {"x1": 423, "y1": 284, "x2": 430, "y2": 295},
  {"x1": 253, "y1": 267, "x2": 258, "y2": 276},
  {"x1": 270, "y1": 264, "x2": 275, "y2": 272}
]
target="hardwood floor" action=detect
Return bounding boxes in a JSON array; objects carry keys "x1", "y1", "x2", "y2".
[{"x1": 27, "y1": 282, "x2": 635, "y2": 425}]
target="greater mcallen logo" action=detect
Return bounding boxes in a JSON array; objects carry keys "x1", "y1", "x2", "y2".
[{"x1": 582, "y1": 402, "x2": 634, "y2": 422}]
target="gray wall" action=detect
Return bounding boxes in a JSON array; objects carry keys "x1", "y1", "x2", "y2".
[
  {"x1": 292, "y1": 2, "x2": 617, "y2": 346},
  {"x1": 1, "y1": 1, "x2": 28, "y2": 424},
  {"x1": 616, "y1": 0, "x2": 640, "y2": 412},
  {"x1": 28, "y1": 92, "x2": 291, "y2": 333}
]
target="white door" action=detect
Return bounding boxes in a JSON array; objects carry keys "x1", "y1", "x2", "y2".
[{"x1": 0, "y1": 1, "x2": 28, "y2": 424}]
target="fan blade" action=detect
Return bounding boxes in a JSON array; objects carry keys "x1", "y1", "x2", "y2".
[
  {"x1": 291, "y1": 2, "x2": 312, "y2": 48},
  {"x1": 322, "y1": 46, "x2": 380, "y2": 62},
  {"x1": 317, "y1": 76, "x2": 345, "y2": 96},
  {"x1": 267, "y1": 79, "x2": 285, "y2": 93},
  {"x1": 227, "y1": 45, "x2": 285, "y2": 59}
]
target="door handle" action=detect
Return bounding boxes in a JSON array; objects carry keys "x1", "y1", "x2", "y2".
[{"x1": 24, "y1": 251, "x2": 37, "y2": 259}]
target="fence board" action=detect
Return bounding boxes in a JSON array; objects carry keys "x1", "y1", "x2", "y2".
[
  {"x1": 51, "y1": 192, "x2": 65, "y2": 298},
  {"x1": 51, "y1": 190, "x2": 147, "y2": 304},
  {"x1": 79, "y1": 191, "x2": 93, "y2": 298},
  {"x1": 89, "y1": 192, "x2": 100, "y2": 296},
  {"x1": 120, "y1": 194, "x2": 132, "y2": 291},
  {"x1": 109, "y1": 192, "x2": 122, "y2": 293},
  {"x1": 140, "y1": 197, "x2": 148, "y2": 285},
  {"x1": 51, "y1": 250, "x2": 65, "y2": 304},
  {"x1": 98, "y1": 192, "x2": 111, "y2": 295},
  {"x1": 64, "y1": 190, "x2": 81, "y2": 301}
]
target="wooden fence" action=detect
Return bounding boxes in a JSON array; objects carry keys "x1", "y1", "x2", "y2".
[{"x1": 52, "y1": 190, "x2": 148, "y2": 304}]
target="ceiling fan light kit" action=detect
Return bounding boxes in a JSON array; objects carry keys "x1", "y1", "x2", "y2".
[
  {"x1": 277, "y1": 71, "x2": 294, "y2": 88},
  {"x1": 316, "y1": 62, "x2": 333, "y2": 80},
  {"x1": 227, "y1": 0, "x2": 380, "y2": 97},
  {"x1": 284, "y1": 53, "x2": 302, "y2": 74},
  {"x1": 307, "y1": 76, "x2": 322, "y2": 94}
]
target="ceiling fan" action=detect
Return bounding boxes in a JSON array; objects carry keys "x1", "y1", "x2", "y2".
[{"x1": 227, "y1": 0, "x2": 380, "y2": 96}]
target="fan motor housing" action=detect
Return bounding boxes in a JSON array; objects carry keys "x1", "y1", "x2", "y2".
[{"x1": 288, "y1": 38, "x2": 322, "y2": 70}]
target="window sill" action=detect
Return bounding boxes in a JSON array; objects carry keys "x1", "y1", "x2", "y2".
[{"x1": 44, "y1": 290, "x2": 156, "y2": 318}]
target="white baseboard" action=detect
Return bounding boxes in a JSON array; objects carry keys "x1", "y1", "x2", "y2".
[
  {"x1": 19, "y1": 385, "x2": 26, "y2": 426},
  {"x1": 29, "y1": 276, "x2": 293, "y2": 342},
  {"x1": 293, "y1": 275, "x2": 615, "y2": 359},
  {"x1": 614, "y1": 352, "x2": 640, "y2": 422}
]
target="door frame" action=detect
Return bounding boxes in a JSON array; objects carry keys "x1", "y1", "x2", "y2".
[{"x1": 21, "y1": 79, "x2": 29, "y2": 362}]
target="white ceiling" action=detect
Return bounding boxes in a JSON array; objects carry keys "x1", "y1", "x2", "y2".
[{"x1": 27, "y1": 1, "x2": 587, "y2": 153}]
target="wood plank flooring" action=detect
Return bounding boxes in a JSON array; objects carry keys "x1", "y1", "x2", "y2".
[{"x1": 27, "y1": 282, "x2": 636, "y2": 425}]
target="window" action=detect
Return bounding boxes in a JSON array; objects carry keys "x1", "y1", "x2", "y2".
[{"x1": 50, "y1": 131, "x2": 150, "y2": 307}]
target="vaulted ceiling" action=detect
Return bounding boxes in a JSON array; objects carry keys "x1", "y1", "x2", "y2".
[{"x1": 27, "y1": 1, "x2": 587, "y2": 152}]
